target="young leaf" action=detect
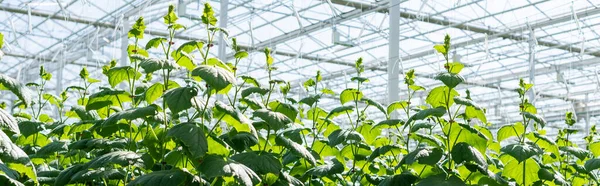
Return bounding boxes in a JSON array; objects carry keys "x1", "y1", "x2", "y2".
[
  {"x1": 198, "y1": 155, "x2": 261, "y2": 186},
  {"x1": 106, "y1": 66, "x2": 142, "y2": 88},
  {"x1": 192, "y1": 65, "x2": 236, "y2": 91},
  {"x1": 387, "y1": 101, "x2": 409, "y2": 116},
  {"x1": 163, "y1": 4, "x2": 178, "y2": 24},
  {"x1": 201, "y1": 3, "x2": 217, "y2": 26},
  {"x1": 167, "y1": 122, "x2": 208, "y2": 160},
  {"x1": 128, "y1": 17, "x2": 146, "y2": 39},
  {"x1": 144, "y1": 37, "x2": 167, "y2": 50},
  {"x1": 446, "y1": 62, "x2": 464, "y2": 74},
  {"x1": 163, "y1": 86, "x2": 198, "y2": 113}
]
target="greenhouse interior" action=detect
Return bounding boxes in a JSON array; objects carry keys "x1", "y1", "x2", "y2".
[{"x1": 0, "y1": 0, "x2": 599, "y2": 185}]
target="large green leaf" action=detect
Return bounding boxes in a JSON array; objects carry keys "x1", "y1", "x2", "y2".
[
  {"x1": 589, "y1": 142, "x2": 600, "y2": 157},
  {"x1": 36, "y1": 140, "x2": 69, "y2": 157},
  {"x1": 362, "y1": 98, "x2": 386, "y2": 116},
  {"x1": 138, "y1": 57, "x2": 179, "y2": 74},
  {"x1": 0, "y1": 174, "x2": 24, "y2": 186},
  {"x1": 497, "y1": 122, "x2": 524, "y2": 142},
  {"x1": 305, "y1": 158, "x2": 344, "y2": 177},
  {"x1": 406, "y1": 107, "x2": 446, "y2": 124},
  {"x1": 325, "y1": 105, "x2": 354, "y2": 119},
  {"x1": 537, "y1": 168, "x2": 567, "y2": 186},
  {"x1": 368, "y1": 145, "x2": 401, "y2": 161},
  {"x1": 378, "y1": 172, "x2": 419, "y2": 186},
  {"x1": 340, "y1": 88, "x2": 362, "y2": 105},
  {"x1": 167, "y1": 122, "x2": 208, "y2": 160},
  {"x1": 559, "y1": 146, "x2": 591, "y2": 160},
  {"x1": 199, "y1": 155, "x2": 261, "y2": 186},
  {"x1": 327, "y1": 129, "x2": 365, "y2": 146},
  {"x1": 102, "y1": 105, "x2": 157, "y2": 126},
  {"x1": 17, "y1": 121, "x2": 43, "y2": 137},
  {"x1": 275, "y1": 135, "x2": 316, "y2": 165},
  {"x1": 0, "y1": 108, "x2": 18, "y2": 134},
  {"x1": 241, "y1": 87, "x2": 269, "y2": 98},
  {"x1": 400, "y1": 147, "x2": 443, "y2": 166},
  {"x1": 501, "y1": 143, "x2": 542, "y2": 162},
  {"x1": 84, "y1": 151, "x2": 143, "y2": 169},
  {"x1": 426, "y1": 86, "x2": 459, "y2": 108},
  {"x1": 231, "y1": 152, "x2": 281, "y2": 174},
  {"x1": 444, "y1": 123, "x2": 488, "y2": 154},
  {"x1": 192, "y1": 65, "x2": 236, "y2": 91},
  {"x1": 522, "y1": 112, "x2": 546, "y2": 128},
  {"x1": 0, "y1": 74, "x2": 33, "y2": 106},
  {"x1": 71, "y1": 106, "x2": 100, "y2": 121},
  {"x1": 54, "y1": 164, "x2": 86, "y2": 186},
  {"x1": 453, "y1": 97, "x2": 483, "y2": 110},
  {"x1": 127, "y1": 169, "x2": 204, "y2": 186},
  {"x1": 387, "y1": 101, "x2": 409, "y2": 116},
  {"x1": 502, "y1": 158, "x2": 539, "y2": 186},
  {"x1": 253, "y1": 109, "x2": 292, "y2": 131},
  {"x1": 434, "y1": 72, "x2": 464, "y2": 88},
  {"x1": 106, "y1": 66, "x2": 141, "y2": 88},
  {"x1": 0, "y1": 130, "x2": 30, "y2": 164},
  {"x1": 585, "y1": 158, "x2": 600, "y2": 171},
  {"x1": 163, "y1": 86, "x2": 198, "y2": 113},
  {"x1": 411, "y1": 133, "x2": 444, "y2": 147},
  {"x1": 86, "y1": 88, "x2": 131, "y2": 111},
  {"x1": 221, "y1": 132, "x2": 258, "y2": 152},
  {"x1": 451, "y1": 142, "x2": 487, "y2": 171},
  {"x1": 268, "y1": 101, "x2": 298, "y2": 121},
  {"x1": 416, "y1": 174, "x2": 466, "y2": 186}
]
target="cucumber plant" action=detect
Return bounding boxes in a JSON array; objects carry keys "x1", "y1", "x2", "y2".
[{"x1": 0, "y1": 3, "x2": 598, "y2": 186}]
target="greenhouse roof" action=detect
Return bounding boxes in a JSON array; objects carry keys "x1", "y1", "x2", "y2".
[{"x1": 0, "y1": 0, "x2": 599, "y2": 132}]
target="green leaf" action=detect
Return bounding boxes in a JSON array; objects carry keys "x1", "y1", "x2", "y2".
[
  {"x1": 444, "y1": 123, "x2": 488, "y2": 154},
  {"x1": 18, "y1": 121, "x2": 43, "y2": 137},
  {"x1": 102, "y1": 105, "x2": 157, "y2": 127},
  {"x1": 373, "y1": 119, "x2": 404, "y2": 129},
  {"x1": 36, "y1": 140, "x2": 68, "y2": 157},
  {"x1": 0, "y1": 74, "x2": 33, "y2": 106},
  {"x1": 144, "y1": 37, "x2": 167, "y2": 49},
  {"x1": 325, "y1": 106, "x2": 354, "y2": 119},
  {"x1": 502, "y1": 158, "x2": 539, "y2": 186},
  {"x1": 416, "y1": 174, "x2": 466, "y2": 186},
  {"x1": 327, "y1": 129, "x2": 365, "y2": 146},
  {"x1": 497, "y1": 122, "x2": 524, "y2": 142},
  {"x1": 127, "y1": 168, "x2": 203, "y2": 186},
  {"x1": 433, "y1": 44, "x2": 446, "y2": 54},
  {"x1": 253, "y1": 109, "x2": 292, "y2": 131},
  {"x1": 0, "y1": 108, "x2": 19, "y2": 134},
  {"x1": 138, "y1": 57, "x2": 179, "y2": 74},
  {"x1": 379, "y1": 172, "x2": 419, "y2": 186},
  {"x1": 451, "y1": 142, "x2": 487, "y2": 171},
  {"x1": 106, "y1": 66, "x2": 141, "y2": 88},
  {"x1": 127, "y1": 44, "x2": 148, "y2": 57},
  {"x1": 400, "y1": 147, "x2": 443, "y2": 166},
  {"x1": 128, "y1": 17, "x2": 145, "y2": 39},
  {"x1": 85, "y1": 151, "x2": 143, "y2": 169},
  {"x1": 426, "y1": 86, "x2": 459, "y2": 108},
  {"x1": 299, "y1": 95, "x2": 320, "y2": 107},
  {"x1": 240, "y1": 76, "x2": 260, "y2": 87},
  {"x1": 0, "y1": 32, "x2": 4, "y2": 49},
  {"x1": 501, "y1": 143, "x2": 542, "y2": 162},
  {"x1": 411, "y1": 133, "x2": 444, "y2": 147},
  {"x1": 406, "y1": 107, "x2": 446, "y2": 124},
  {"x1": 0, "y1": 130, "x2": 30, "y2": 164},
  {"x1": 589, "y1": 141, "x2": 600, "y2": 157},
  {"x1": 446, "y1": 62, "x2": 464, "y2": 74},
  {"x1": 163, "y1": 86, "x2": 198, "y2": 113},
  {"x1": 275, "y1": 135, "x2": 316, "y2": 165},
  {"x1": 201, "y1": 3, "x2": 217, "y2": 26},
  {"x1": 368, "y1": 145, "x2": 401, "y2": 161},
  {"x1": 192, "y1": 65, "x2": 236, "y2": 91},
  {"x1": 54, "y1": 164, "x2": 85, "y2": 186},
  {"x1": 362, "y1": 98, "x2": 386, "y2": 116},
  {"x1": 268, "y1": 101, "x2": 298, "y2": 122},
  {"x1": 199, "y1": 155, "x2": 261, "y2": 186},
  {"x1": 145, "y1": 83, "x2": 164, "y2": 104},
  {"x1": 453, "y1": 97, "x2": 482, "y2": 110},
  {"x1": 305, "y1": 158, "x2": 344, "y2": 177},
  {"x1": 0, "y1": 174, "x2": 24, "y2": 186},
  {"x1": 241, "y1": 87, "x2": 269, "y2": 98},
  {"x1": 410, "y1": 122, "x2": 435, "y2": 132},
  {"x1": 434, "y1": 72, "x2": 464, "y2": 88},
  {"x1": 163, "y1": 4, "x2": 178, "y2": 24},
  {"x1": 537, "y1": 168, "x2": 567, "y2": 186},
  {"x1": 387, "y1": 101, "x2": 409, "y2": 116},
  {"x1": 522, "y1": 112, "x2": 546, "y2": 128},
  {"x1": 235, "y1": 51, "x2": 249, "y2": 59},
  {"x1": 465, "y1": 106, "x2": 487, "y2": 123},
  {"x1": 339, "y1": 88, "x2": 362, "y2": 105},
  {"x1": 167, "y1": 122, "x2": 208, "y2": 160},
  {"x1": 585, "y1": 158, "x2": 600, "y2": 171},
  {"x1": 231, "y1": 152, "x2": 282, "y2": 174},
  {"x1": 559, "y1": 146, "x2": 591, "y2": 160}
]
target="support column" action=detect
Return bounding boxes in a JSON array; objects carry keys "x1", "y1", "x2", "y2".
[
  {"x1": 121, "y1": 16, "x2": 129, "y2": 65},
  {"x1": 585, "y1": 93, "x2": 590, "y2": 134},
  {"x1": 528, "y1": 29, "x2": 536, "y2": 104},
  {"x1": 218, "y1": 0, "x2": 229, "y2": 62},
  {"x1": 388, "y1": 0, "x2": 400, "y2": 118}
]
